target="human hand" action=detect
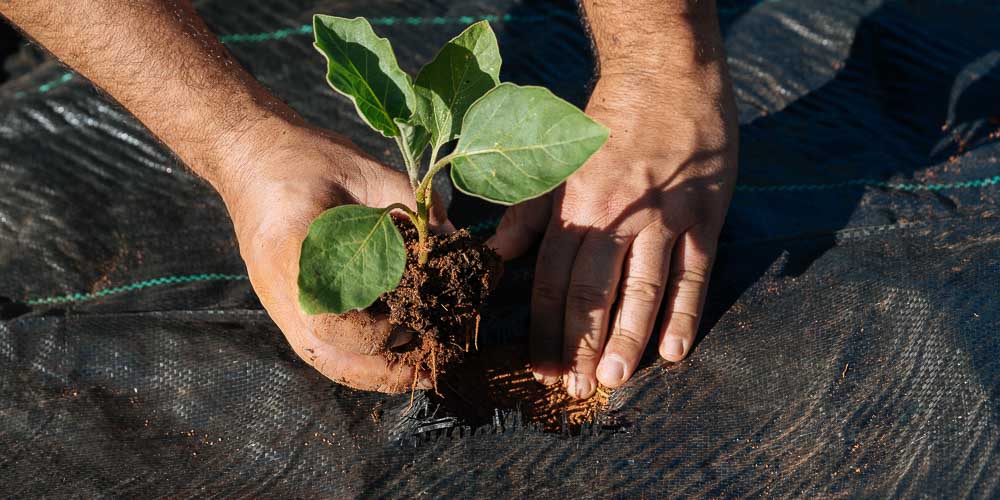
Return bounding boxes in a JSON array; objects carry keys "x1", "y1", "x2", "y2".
[
  {"x1": 221, "y1": 122, "x2": 452, "y2": 392},
  {"x1": 488, "y1": 65, "x2": 738, "y2": 398},
  {"x1": 0, "y1": 0, "x2": 458, "y2": 393}
]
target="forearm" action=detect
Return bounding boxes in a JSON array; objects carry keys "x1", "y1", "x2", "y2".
[
  {"x1": 0, "y1": 0, "x2": 300, "y2": 197},
  {"x1": 580, "y1": 0, "x2": 734, "y2": 153},
  {"x1": 581, "y1": 0, "x2": 726, "y2": 82}
]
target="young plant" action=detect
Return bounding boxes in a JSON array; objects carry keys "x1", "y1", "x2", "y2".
[{"x1": 298, "y1": 15, "x2": 609, "y2": 315}]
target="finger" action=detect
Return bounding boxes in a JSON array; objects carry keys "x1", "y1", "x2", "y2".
[
  {"x1": 659, "y1": 229, "x2": 717, "y2": 362},
  {"x1": 597, "y1": 227, "x2": 673, "y2": 388},
  {"x1": 486, "y1": 195, "x2": 551, "y2": 260},
  {"x1": 306, "y1": 312, "x2": 414, "y2": 355},
  {"x1": 529, "y1": 220, "x2": 583, "y2": 385},
  {"x1": 307, "y1": 341, "x2": 431, "y2": 393},
  {"x1": 256, "y1": 279, "x2": 430, "y2": 393},
  {"x1": 562, "y1": 232, "x2": 631, "y2": 399}
]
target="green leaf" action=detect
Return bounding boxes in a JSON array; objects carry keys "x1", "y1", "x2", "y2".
[
  {"x1": 298, "y1": 205, "x2": 407, "y2": 315},
  {"x1": 313, "y1": 15, "x2": 416, "y2": 137},
  {"x1": 414, "y1": 21, "x2": 501, "y2": 151},
  {"x1": 449, "y1": 83, "x2": 610, "y2": 205}
]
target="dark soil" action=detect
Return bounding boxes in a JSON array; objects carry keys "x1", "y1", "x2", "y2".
[{"x1": 374, "y1": 224, "x2": 503, "y2": 388}]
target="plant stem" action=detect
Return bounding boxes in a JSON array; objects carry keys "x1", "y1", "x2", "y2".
[
  {"x1": 428, "y1": 144, "x2": 441, "y2": 180},
  {"x1": 395, "y1": 136, "x2": 419, "y2": 189},
  {"x1": 387, "y1": 202, "x2": 429, "y2": 264},
  {"x1": 385, "y1": 202, "x2": 419, "y2": 224},
  {"x1": 409, "y1": 151, "x2": 456, "y2": 266},
  {"x1": 415, "y1": 197, "x2": 430, "y2": 266},
  {"x1": 416, "y1": 152, "x2": 456, "y2": 206}
]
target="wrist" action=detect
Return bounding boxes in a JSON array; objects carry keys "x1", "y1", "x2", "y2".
[
  {"x1": 194, "y1": 89, "x2": 320, "y2": 205},
  {"x1": 591, "y1": 59, "x2": 731, "y2": 118},
  {"x1": 595, "y1": 11, "x2": 725, "y2": 79}
]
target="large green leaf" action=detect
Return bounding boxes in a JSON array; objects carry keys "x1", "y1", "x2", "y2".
[
  {"x1": 298, "y1": 205, "x2": 406, "y2": 315},
  {"x1": 313, "y1": 15, "x2": 415, "y2": 137},
  {"x1": 449, "y1": 83, "x2": 610, "y2": 205},
  {"x1": 414, "y1": 21, "x2": 501, "y2": 151}
]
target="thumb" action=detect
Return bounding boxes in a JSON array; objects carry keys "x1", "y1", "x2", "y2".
[{"x1": 486, "y1": 195, "x2": 551, "y2": 261}]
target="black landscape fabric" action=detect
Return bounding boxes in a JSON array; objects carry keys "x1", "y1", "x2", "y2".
[{"x1": 2, "y1": 0, "x2": 1000, "y2": 496}]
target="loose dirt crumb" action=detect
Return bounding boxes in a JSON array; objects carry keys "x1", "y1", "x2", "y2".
[{"x1": 430, "y1": 344, "x2": 613, "y2": 432}]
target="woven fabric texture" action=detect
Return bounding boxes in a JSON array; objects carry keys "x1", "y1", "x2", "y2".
[{"x1": 1, "y1": 0, "x2": 999, "y2": 496}]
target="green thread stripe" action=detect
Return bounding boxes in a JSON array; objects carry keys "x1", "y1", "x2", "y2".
[
  {"x1": 27, "y1": 14, "x2": 545, "y2": 95},
  {"x1": 215, "y1": 14, "x2": 544, "y2": 43},
  {"x1": 25, "y1": 273, "x2": 248, "y2": 306},
  {"x1": 16, "y1": 2, "x2": 829, "y2": 94},
  {"x1": 16, "y1": 171, "x2": 999, "y2": 307},
  {"x1": 468, "y1": 175, "x2": 1000, "y2": 233},
  {"x1": 217, "y1": 24, "x2": 314, "y2": 43},
  {"x1": 36, "y1": 72, "x2": 74, "y2": 93},
  {"x1": 735, "y1": 175, "x2": 1000, "y2": 193}
]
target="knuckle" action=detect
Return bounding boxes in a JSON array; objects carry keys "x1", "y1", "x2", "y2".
[
  {"x1": 669, "y1": 283, "x2": 703, "y2": 303},
  {"x1": 604, "y1": 231, "x2": 633, "y2": 246},
  {"x1": 565, "y1": 337, "x2": 602, "y2": 365},
  {"x1": 565, "y1": 282, "x2": 613, "y2": 309},
  {"x1": 669, "y1": 309, "x2": 700, "y2": 325},
  {"x1": 671, "y1": 267, "x2": 710, "y2": 287},
  {"x1": 609, "y1": 327, "x2": 647, "y2": 354},
  {"x1": 557, "y1": 187, "x2": 588, "y2": 211},
  {"x1": 599, "y1": 197, "x2": 633, "y2": 222},
  {"x1": 621, "y1": 274, "x2": 664, "y2": 304}
]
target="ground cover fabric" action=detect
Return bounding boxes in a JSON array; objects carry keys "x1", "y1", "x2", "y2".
[{"x1": 1, "y1": 0, "x2": 999, "y2": 496}]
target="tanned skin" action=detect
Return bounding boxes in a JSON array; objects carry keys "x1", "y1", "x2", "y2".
[
  {"x1": 1, "y1": 0, "x2": 736, "y2": 398},
  {"x1": 489, "y1": 0, "x2": 738, "y2": 397}
]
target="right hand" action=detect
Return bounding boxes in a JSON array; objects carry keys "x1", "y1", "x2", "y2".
[{"x1": 218, "y1": 121, "x2": 451, "y2": 392}]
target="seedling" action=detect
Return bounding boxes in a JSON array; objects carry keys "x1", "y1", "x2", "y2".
[{"x1": 298, "y1": 16, "x2": 609, "y2": 315}]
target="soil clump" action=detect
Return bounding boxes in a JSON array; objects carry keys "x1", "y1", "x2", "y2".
[
  {"x1": 373, "y1": 224, "x2": 503, "y2": 387},
  {"x1": 367, "y1": 223, "x2": 612, "y2": 431}
]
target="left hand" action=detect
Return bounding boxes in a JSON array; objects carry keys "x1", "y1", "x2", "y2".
[{"x1": 488, "y1": 66, "x2": 738, "y2": 398}]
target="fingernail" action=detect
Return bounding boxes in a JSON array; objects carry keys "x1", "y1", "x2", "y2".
[
  {"x1": 388, "y1": 329, "x2": 414, "y2": 349},
  {"x1": 567, "y1": 372, "x2": 593, "y2": 399},
  {"x1": 661, "y1": 337, "x2": 686, "y2": 359},
  {"x1": 597, "y1": 355, "x2": 626, "y2": 385},
  {"x1": 533, "y1": 371, "x2": 559, "y2": 386},
  {"x1": 416, "y1": 377, "x2": 434, "y2": 390}
]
